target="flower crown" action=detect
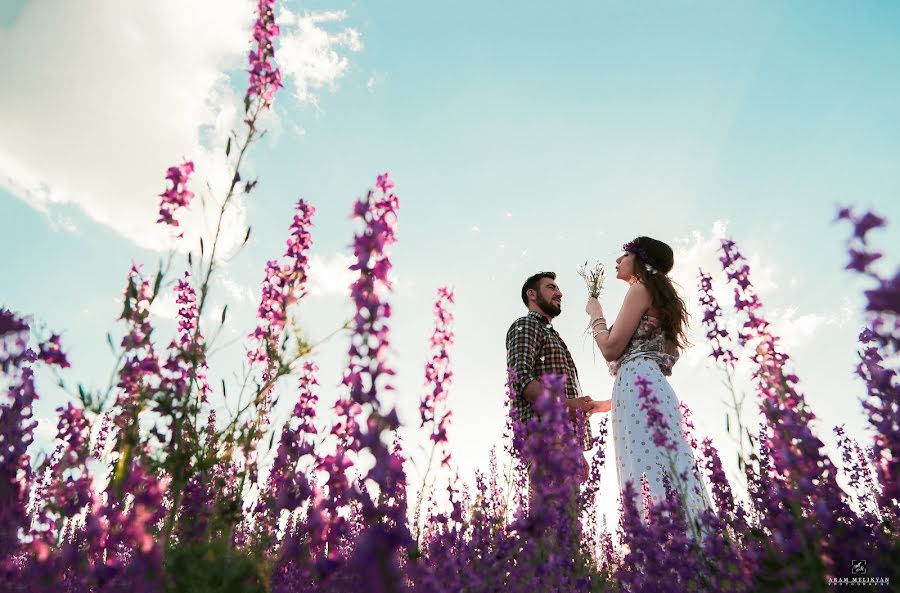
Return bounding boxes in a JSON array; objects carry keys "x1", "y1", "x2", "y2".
[{"x1": 623, "y1": 241, "x2": 662, "y2": 275}]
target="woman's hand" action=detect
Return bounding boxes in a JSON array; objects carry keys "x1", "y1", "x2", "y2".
[
  {"x1": 586, "y1": 399, "x2": 612, "y2": 414},
  {"x1": 585, "y1": 297, "x2": 604, "y2": 321}
]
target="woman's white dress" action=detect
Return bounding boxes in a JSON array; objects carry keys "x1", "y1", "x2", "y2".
[{"x1": 609, "y1": 315, "x2": 712, "y2": 527}]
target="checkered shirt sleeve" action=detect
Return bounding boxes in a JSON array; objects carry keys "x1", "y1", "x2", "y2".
[{"x1": 505, "y1": 312, "x2": 593, "y2": 449}]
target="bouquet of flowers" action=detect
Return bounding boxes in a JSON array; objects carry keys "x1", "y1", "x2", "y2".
[{"x1": 576, "y1": 260, "x2": 606, "y2": 298}]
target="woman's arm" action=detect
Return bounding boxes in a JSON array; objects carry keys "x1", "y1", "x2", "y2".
[{"x1": 587, "y1": 283, "x2": 651, "y2": 361}]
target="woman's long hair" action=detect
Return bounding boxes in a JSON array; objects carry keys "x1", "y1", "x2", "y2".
[{"x1": 628, "y1": 236, "x2": 690, "y2": 350}]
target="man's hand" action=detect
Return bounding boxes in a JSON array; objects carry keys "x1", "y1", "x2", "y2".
[
  {"x1": 564, "y1": 396, "x2": 592, "y2": 420},
  {"x1": 578, "y1": 455, "x2": 589, "y2": 483}
]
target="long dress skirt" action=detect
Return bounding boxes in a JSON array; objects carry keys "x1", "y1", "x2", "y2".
[{"x1": 611, "y1": 356, "x2": 713, "y2": 529}]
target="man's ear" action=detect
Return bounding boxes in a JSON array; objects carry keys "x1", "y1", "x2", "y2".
[{"x1": 526, "y1": 288, "x2": 535, "y2": 302}]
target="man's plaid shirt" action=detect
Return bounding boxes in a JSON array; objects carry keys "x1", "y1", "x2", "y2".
[{"x1": 506, "y1": 310, "x2": 592, "y2": 449}]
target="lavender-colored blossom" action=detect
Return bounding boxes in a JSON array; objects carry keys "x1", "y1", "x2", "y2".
[
  {"x1": 635, "y1": 375, "x2": 675, "y2": 451},
  {"x1": 273, "y1": 362, "x2": 319, "y2": 511},
  {"x1": 838, "y1": 208, "x2": 900, "y2": 524},
  {"x1": 420, "y1": 286, "x2": 455, "y2": 461},
  {"x1": 248, "y1": 199, "x2": 315, "y2": 365},
  {"x1": 158, "y1": 272, "x2": 211, "y2": 423},
  {"x1": 719, "y1": 236, "x2": 873, "y2": 579},
  {"x1": 246, "y1": 0, "x2": 283, "y2": 109},
  {"x1": 36, "y1": 334, "x2": 70, "y2": 368},
  {"x1": 157, "y1": 160, "x2": 195, "y2": 229},
  {"x1": 115, "y1": 265, "x2": 161, "y2": 420},
  {"x1": 0, "y1": 362, "x2": 37, "y2": 568},
  {"x1": 697, "y1": 269, "x2": 738, "y2": 368},
  {"x1": 699, "y1": 436, "x2": 748, "y2": 534}
]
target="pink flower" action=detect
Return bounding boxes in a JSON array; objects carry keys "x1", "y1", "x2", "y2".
[
  {"x1": 157, "y1": 160, "x2": 195, "y2": 229},
  {"x1": 420, "y1": 286, "x2": 455, "y2": 458},
  {"x1": 248, "y1": 200, "x2": 315, "y2": 365},
  {"x1": 376, "y1": 172, "x2": 395, "y2": 193},
  {"x1": 246, "y1": 0, "x2": 283, "y2": 109},
  {"x1": 37, "y1": 334, "x2": 70, "y2": 368}
]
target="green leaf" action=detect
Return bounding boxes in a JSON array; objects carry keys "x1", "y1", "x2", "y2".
[
  {"x1": 221, "y1": 305, "x2": 228, "y2": 324},
  {"x1": 225, "y1": 136, "x2": 232, "y2": 157},
  {"x1": 242, "y1": 227, "x2": 252, "y2": 246},
  {"x1": 200, "y1": 237, "x2": 205, "y2": 257},
  {"x1": 122, "y1": 297, "x2": 132, "y2": 321},
  {"x1": 106, "y1": 332, "x2": 115, "y2": 351},
  {"x1": 152, "y1": 269, "x2": 163, "y2": 299}
]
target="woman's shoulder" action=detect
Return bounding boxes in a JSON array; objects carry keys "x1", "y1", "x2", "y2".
[{"x1": 625, "y1": 281, "x2": 652, "y2": 306}]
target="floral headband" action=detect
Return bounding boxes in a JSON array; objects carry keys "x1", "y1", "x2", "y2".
[{"x1": 623, "y1": 241, "x2": 661, "y2": 275}]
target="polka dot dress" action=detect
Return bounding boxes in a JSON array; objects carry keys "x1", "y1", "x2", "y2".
[{"x1": 612, "y1": 357, "x2": 713, "y2": 527}]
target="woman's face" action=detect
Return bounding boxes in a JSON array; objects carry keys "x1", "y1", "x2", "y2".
[{"x1": 615, "y1": 252, "x2": 636, "y2": 282}]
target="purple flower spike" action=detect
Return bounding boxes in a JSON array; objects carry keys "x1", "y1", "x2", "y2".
[
  {"x1": 420, "y1": 286, "x2": 455, "y2": 459},
  {"x1": 157, "y1": 160, "x2": 195, "y2": 229},
  {"x1": 719, "y1": 234, "x2": 874, "y2": 578},
  {"x1": 697, "y1": 269, "x2": 738, "y2": 368},
  {"x1": 636, "y1": 375, "x2": 675, "y2": 451},
  {"x1": 36, "y1": 333, "x2": 70, "y2": 368},
  {"x1": 248, "y1": 199, "x2": 315, "y2": 365},
  {"x1": 246, "y1": 0, "x2": 283, "y2": 109}
]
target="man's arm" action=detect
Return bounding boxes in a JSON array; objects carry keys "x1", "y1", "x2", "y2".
[{"x1": 506, "y1": 317, "x2": 541, "y2": 403}]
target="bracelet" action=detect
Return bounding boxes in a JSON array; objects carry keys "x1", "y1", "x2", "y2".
[
  {"x1": 592, "y1": 329, "x2": 609, "y2": 338},
  {"x1": 590, "y1": 317, "x2": 606, "y2": 327}
]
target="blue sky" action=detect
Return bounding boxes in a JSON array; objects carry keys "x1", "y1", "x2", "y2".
[{"x1": 2, "y1": 0, "x2": 899, "y2": 523}]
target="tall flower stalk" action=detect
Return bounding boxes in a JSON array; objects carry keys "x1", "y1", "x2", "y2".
[{"x1": 413, "y1": 286, "x2": 455, "y2": 548}]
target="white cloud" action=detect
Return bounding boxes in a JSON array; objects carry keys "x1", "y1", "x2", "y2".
[
  {"x1": 219, "y1": 274, "x2": 255, "y2": 303},
  {"x1": 149, "y1": 287, "x2": 179, "y2": 321},
  {"x1": 277, "y1": 9, "x2": 362, "y2": 109},
  {"x1": 366, "y1": 71, "x2": 384, "y2": 94},
  {"x1": 672, "y1": 222, "x2": 857, "y2": 366},
  {"x1": 307, "y1": 252, "x2": 355, "y2": 297},
  {"x1": 0, "y1": 1, "x2": 362, "y2": 252}
]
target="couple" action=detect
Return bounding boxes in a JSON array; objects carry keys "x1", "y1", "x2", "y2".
[{"x1": 505, "y1": 236, "x2": 712, "y2": 525}]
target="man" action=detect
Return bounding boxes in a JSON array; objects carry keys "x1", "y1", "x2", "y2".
[{"x1": 506, "y1": 272, "x2": 610, "y2": 453}]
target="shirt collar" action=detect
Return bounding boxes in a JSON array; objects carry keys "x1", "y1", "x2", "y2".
[{"x1": 527, "y1": 310, "x2": 553, "y2": 327}]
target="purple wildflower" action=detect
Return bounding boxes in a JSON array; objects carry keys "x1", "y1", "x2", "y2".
[
  {"x1": 719, "y1": 236, "x2": 872, "y2": 578},
  {"x1": 420, "y1": 286, "x2": 455, "y2": 462},
  {"x1": 246, "y1": 0, "x2": 283, "y2": 109},
  {"x1": 157, "y1": 160, "x2": 195, "y2": 229},
  {"x1": 342, "y1": 173, "x2": 410, "y2": 588},
  {"x1": 0, "y1": 337, "x2": 38, "y2": 570},
  {"x1": 36, "y1": 334, "x2": 70, "y2": 368},
  {"x1": 697, "y1": 269, "x2": 738, "y2": 367},
  {"x1": 699, "y1": 436, "x2": 747, "y2": 534},
  {"x1": 635, "y1": 375, "x2": 675, "y2": 451},
  {"x1": 248, "y1": 199, "x2": 315, "y2": 365}
]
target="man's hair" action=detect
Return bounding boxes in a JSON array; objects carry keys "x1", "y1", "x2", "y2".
[{"x1": 521, "y1": 272, "x2": 556, "y2": 306}]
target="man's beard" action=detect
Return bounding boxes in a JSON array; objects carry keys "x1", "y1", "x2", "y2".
[{"x1": 536, "y1": 294, "x2": 561, "y2": 318}]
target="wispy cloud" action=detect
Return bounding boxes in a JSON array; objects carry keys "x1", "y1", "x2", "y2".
[
  {"x1": 0, "y1": 1, "x2": 362, "y2": 251},
  {"x1": 672, "y1": 221, "x2": 857, "y2": 367},
  {"x1": 366, "y1": 70, "x2": 386, "y2": 94},
  {"x1": 307, "y1": 252, "x2": 355, "y2": 297},
  {"x1": 277, "y1": 9, "x2": 362, "y2": 109}
]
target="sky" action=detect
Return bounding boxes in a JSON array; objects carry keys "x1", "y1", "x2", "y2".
[{"x1": 2, "y1": 0, "x2": 899, "y2": 528}]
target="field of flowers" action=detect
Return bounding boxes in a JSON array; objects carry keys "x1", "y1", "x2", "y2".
[{"x1": 1, "y1": 1, "x2": 898, "y2": 591}]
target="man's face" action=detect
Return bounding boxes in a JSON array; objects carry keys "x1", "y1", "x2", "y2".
[{"x1": 532, "y1": 277, "x2": 562, "y2": 318}]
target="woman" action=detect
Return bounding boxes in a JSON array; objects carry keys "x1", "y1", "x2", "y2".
[{"x1": 585, "y1": 236, "x2": 712, "y2": 529}]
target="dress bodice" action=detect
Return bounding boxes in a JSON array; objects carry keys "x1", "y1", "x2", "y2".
[{"x1": 608, "y1": 315, "x2": 679, "y2": 376}]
